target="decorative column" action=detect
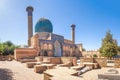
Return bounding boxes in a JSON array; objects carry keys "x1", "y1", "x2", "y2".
[{"x1": 26, "y1": 6, "x2": 34, "y2": 46}]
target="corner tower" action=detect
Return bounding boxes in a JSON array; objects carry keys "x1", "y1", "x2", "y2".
[
  {"x1": 71, "y1": 24, "x2": 76, "y2": 44},
  {"x1": 26, "y1": 6, "x2": 34, "y2": 46}
]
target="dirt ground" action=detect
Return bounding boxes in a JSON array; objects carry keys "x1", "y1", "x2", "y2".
[{"x1": 0, "y1": 60, "x2": 43, "y2": 80}]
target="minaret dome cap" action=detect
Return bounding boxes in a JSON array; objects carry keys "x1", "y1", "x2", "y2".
[
  {"x1": 71, "y1": 24, "x2": 76, "y2": 28},
  {"x1": 26, "y1": 6, "x2": 34, "y2": 12}
]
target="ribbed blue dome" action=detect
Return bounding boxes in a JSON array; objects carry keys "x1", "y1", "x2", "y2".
[{"x1": 35, "y1": 18, "x2": 53, "y2": 33}]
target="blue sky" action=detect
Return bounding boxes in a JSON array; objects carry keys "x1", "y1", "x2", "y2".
[{"x1": 0, "y1": 0, "x2": 120, "y2": 50}]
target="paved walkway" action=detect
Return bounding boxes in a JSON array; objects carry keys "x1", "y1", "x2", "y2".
[{"x1": 0, "y1": 60, "x2": 43, "y2": 80}]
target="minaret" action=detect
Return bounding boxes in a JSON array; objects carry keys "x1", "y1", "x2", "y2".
[
  {"x1": 26, "y1": 6, "x2": 34, "y2": 46},
  {"x1": 71, "y1": 24, "x2": 76, "y2": 44}
]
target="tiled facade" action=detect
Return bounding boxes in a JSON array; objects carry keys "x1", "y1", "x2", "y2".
[{"x1": 30, "y1": 32, "x2": 82, "y2": 58}]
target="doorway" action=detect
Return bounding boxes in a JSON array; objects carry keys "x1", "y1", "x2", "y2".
[{"x1": 54, "y1": 40, "x2": 62, "y2": 57}]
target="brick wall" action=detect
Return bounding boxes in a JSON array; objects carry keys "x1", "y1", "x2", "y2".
[{"x1": 14, "y1": 48, "x2": 37, "y2": 60}]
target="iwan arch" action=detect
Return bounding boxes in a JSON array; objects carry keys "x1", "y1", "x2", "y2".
[{"x1": 14, "y1": 6, "x2": 82, "y2": 59}]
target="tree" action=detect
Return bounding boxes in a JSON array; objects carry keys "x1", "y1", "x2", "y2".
[
  {"x1": 93, "y1": 54, "x2": 97, "y2": 58},
  {"x1": 82, "y1": 48, "x2": 86, "y2": 51},
  {"x1": 3, "y1": 41, "x2": 13, "y2": 47},
  {"x1": 117, "y1": 46, "x2": 120, "y2": 56},
  {"x1": 99, "y1": 31, "x2": 118, "y2": 59},
  {"x1": 0, "y1": 42, "x2": 4, "y2": 54},
  {"x1": 118, "y1": 46, "x2": 120, "y2": 52},
  {"x1": 0, "y1": 41, "x2": 20, "y2": 55}
]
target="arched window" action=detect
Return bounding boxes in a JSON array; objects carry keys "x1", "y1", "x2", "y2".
[
  {"x1": 44, "y1": 44, "x2": 47, "y2": 50},
  {"x1": 48, "y1": 44, "x2": 52, "y2": 50},
  {"x1": 44, "y1": 50, "x2": 48, "y2": 56}
]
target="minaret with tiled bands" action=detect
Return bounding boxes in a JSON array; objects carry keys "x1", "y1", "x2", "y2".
[
  {"x1": 26, "y1": 6, "x2": 34, "y2": 46},
  {"x1": 71, "y1": 24, "x2": 76, "y2": 44}
]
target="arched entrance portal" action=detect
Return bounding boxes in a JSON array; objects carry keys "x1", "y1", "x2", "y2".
[{"x1": 54, "y1": 40, "x2": 62, "y2": 57}]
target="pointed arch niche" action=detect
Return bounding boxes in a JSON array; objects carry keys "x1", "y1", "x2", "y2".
[{"x1": 54, "y1": 40, "x2": 62, "y2": 57}]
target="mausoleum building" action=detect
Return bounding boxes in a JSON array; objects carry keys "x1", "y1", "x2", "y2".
[{"x1": 14, "y1": 6, "x2": 82, "y2": 59}]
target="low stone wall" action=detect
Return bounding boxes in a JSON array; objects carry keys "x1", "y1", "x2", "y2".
[
  {"x1": 35, "y1": 57, "x2": 107, "y2": 68},
  {"x1": 0, "y1": 55, "x2": 14, "y2": 61},
  {"x1": 94, "y1": 58, "x2": 107, "y2": 68},
  {"x1": 61, "y1": 57, "x2": 77, "y2": 66},
  {"x1": 61, "y1": 57, "x2": 77, "y2": 65},
  {"x1": 80, "y1": 57, "x2": 94, "y2": 63},
  {"x1": 114, "y1": 58, "x2": 120, "y2": 68},
  {"x1": 80, "y1": 57, "x2": 107, "y2": 68},
  {"x1": 35, "y1": 57, "x2": 77, "y2": 66},
  {"x1": 14, "y1": 48, "x2": 37, "y2": 60},
  {"x1": 36, "y1": 57, "x2": 61, "y2": 64}
]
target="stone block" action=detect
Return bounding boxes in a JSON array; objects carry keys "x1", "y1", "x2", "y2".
[
  {"x1": 35, "y1": 56, "x2": 43, "y2": 62},
  {"x1": 43, "y1": 57, "x2": 51, "y2": 62},
  {"x1": 58, "y1": 61, "x2": 73, "y2": 67},
  {"x1": 42, "y1": 64, "x2": 56, "y2": 69},
  {"x1": 114, "y1": 58, "x2": 120, "y2": 68},
  {"x1": 44, "y1": 73, "x2": 53, "y2": 80},
  {"x1": 94, "y1": 58, "x2": 107, "y2": 68},
  {"x1": 61, "y1": 57, "x2": 77, "y2": 64},
  {"x1": 34, "y1": 65, "x2": 47, "y2": 73},
  {"x1": 98, "y1": 74, "x2": 120, "y2": 80},
  {"x1": 72, "y1": 58, "x2": 77, "y2": 66},
  {"x1": 70, "y1": 65, "x2": 84, "y2": 70},
  {"x1": 19, "y1": 59, "x2": 37, "y2": 63},
  {"x1": 26, "y1": 62, "x2": 36, "y2": 68},
  {"x1": 50, "y1": 57, "x2": 61, "y2": 64},
  {"x1": 93, "y1": 63, "x2": 98, "y2": 69}
]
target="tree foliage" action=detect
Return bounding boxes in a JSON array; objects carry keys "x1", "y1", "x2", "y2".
[
  {"x1": 117, "y1": 46, "x2": 120, "y2": 56},
  {"x1": 93, "y1": 54, "x2": 97, "y2": 58},
  {"x1": 99, "y1": 31, "x2": 118, "y2": 58},
  {"x1": 0, "y1": 41, "x2": 19, "y2": 55},
  {"x1": 118, "y1": 46, "x2": 120, "y2": 52},
  {"x1": 82, "y1": 48, "x2": 86, "y2": 51}
]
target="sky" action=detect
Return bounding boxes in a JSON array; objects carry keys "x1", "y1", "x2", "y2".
[{"x1": 0, "y1": 0, "x2": 120, "y2": 50}]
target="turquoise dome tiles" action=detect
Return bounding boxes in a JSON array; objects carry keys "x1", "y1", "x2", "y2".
[{"x1": 35, "y1": 18, "x2": 53, "y2": 33}]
